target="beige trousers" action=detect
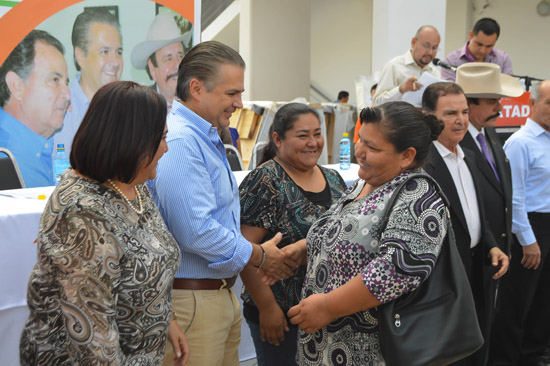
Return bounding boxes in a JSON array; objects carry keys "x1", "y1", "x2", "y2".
[{"x1": 163, "y1": 287, "x2": 242, "y2": 366}]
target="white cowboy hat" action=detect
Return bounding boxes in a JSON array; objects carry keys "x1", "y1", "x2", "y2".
[
  {"x1": 131, "y1": 13, "x2": 192, "y2": 70},
  {"x1": 456, "y1": 62, "x2": 523, "y2": 98}
]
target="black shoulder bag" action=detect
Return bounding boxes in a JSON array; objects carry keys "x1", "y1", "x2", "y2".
[{"x1": 378, "y1": 175, "x2": 484, "y2": 366}]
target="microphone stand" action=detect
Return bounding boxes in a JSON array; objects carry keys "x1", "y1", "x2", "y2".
[{"x1": 510, "y1": 74, "x2": 545, "y2": 91}]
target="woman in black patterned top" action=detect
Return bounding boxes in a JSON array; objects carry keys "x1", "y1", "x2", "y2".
[
  {"x1": 19, "y1": 82, "x2": 189, "y2": 366},
  {"x1": 239, "y1": 103, "x2": 346, "y2": 366}
]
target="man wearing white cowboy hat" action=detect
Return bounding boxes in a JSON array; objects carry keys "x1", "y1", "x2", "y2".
[
  {"x1": 456, "y1": 62, "x2": 523, "y2": 366},
  {"x1": 131, "y1": 13, "x2": 191, "y2": 108}
]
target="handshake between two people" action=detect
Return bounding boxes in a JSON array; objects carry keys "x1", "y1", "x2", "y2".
[{"x1": 251, "y1": 233, "x2": 307, "y2": 286}]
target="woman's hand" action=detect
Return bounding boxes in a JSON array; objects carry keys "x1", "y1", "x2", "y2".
[
  {"x1": 168, "y1": 318, "x2": 189, "y2": 366},
  {"x1": 282, "y1": 239, "x2": 307, "y2": 267},
  {"x1": 259, "y1": 303, "x2": 289, "y2": 346},
  {"x1": 287, "y1": 293, "x2": 334, "y2": 334}
]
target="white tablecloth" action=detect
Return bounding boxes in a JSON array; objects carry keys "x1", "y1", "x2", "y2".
[{"x1": 0, "y1": 164, "x2": 359, "y2": 365}]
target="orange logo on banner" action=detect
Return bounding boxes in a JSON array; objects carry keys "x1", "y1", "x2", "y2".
[{"x1": 496, "y1": 92, "x2": 531, "y2": 127}]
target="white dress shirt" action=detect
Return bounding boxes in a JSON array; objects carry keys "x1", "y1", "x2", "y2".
[
  {"x1": 373, "y1": 49, "x2": 440, "y2": 106},
  {"x1": 434, "y1": 141, "x2": 481, "y2": 248}
]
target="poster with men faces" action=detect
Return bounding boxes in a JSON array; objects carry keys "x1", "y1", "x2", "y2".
[{"x1": 0, "y1": 0, "x2": 198, "y2": 188}]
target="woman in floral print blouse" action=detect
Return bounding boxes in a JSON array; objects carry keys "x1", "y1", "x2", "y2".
[{"x1": 288, "y1": 102, "x2": 449, "y2": 366}]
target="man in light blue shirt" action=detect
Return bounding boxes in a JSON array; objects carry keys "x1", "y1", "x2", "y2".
[
  {"x1": 0, "y1": 30, "x2": 70, "y2": 188},
  {"x1": 489, "y1": 80, "x2": 550, "y2": 365},
  {"x1": 148, "y1": 41, "x2": 295, "y2": 366},
  {"x1": 53, "y1": 8, "x2": 122, "y2": 156}
]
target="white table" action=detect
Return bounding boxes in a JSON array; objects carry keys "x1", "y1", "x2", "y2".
[{"x1": 0, "y1": 164, "x2": 358, "y2": 365}]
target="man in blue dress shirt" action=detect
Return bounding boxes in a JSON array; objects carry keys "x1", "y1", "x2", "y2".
[
  {"x1": 0, "y1": 30, "x2": 70, "y2": 188},
  {"x1": 148, "y1": 41, "x2": 295, "y2": 366},
  {"x1": 488, "y1": 80, "x2": 550, "y2": 366}
]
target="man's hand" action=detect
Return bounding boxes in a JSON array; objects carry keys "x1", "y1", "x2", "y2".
[
  {"x1": 259, "y1": 303, "x2": 289, "y2": 346},
  {"x1": 288, "y1": 293, "x2": 334, "y2": 334},
  {"x1": 488, "y1": 247, "x2": 510, "y2": 279},
  {"x1": 521, "y1": 242, "x2": 541, "y2": 270},
  {"x1": 398, "y1": 76, "x2": 422, "y2": 94},
  {"x1": 168, "y1": 318, "x2": 189, "y2": 366},
  {"x1": 259, "y1": 233, "x2": 298, "y2": 281}
]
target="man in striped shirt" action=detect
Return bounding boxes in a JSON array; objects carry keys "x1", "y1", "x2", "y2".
[{"x1": 148, "y1": 41, "x2": 296, "y2": 366}]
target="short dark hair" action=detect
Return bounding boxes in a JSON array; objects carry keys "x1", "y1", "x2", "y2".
[
  {"x1": 370, "y1": 83, "x2": 378, "y2": 94},
  {"x1": 0, "y1": 30, "x2": 64, "y2": 107},
  {"x1": 260, "y1": 103, "x2": 320, "y2": 165},
  {"x1": 360, "y1": 102, "x2": 443, "y2": 167},
  {"x1": 72, "y1": 8, "x2": 121, "y2": 71},
  {"x1": 472, "y1": 18, "x2": 500, "y2": 38},
  {"x1": 146, "y1": 53, "x2": 158, "y2": 80},
  {"x1": 337, "y1": 90, "x2": 349, "y2": 101},
  {"x1": 176, "y1": 41, "x2": 245, "y2": 101},
  {"x1": 70, "y1": 81, "x2": 167, "y2": 184},
  {"x1": 466, "y1": 97, "x2": 479, "y2": 105},
  {"x1": 422, "y1": 82, "x2": 466, "y2": 112}
]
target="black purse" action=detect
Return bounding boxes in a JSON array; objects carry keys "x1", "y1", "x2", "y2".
[{"x1": 378, "y1": 175, "x2": 484, "y2": 366}]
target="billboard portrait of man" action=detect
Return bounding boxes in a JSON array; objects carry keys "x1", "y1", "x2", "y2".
[
  {"x1": 0, "y1": 29, "x2": 70, "y2": 188},
  {"x1": 53, "y1": 7, "x2": 123, "y2": 155}
]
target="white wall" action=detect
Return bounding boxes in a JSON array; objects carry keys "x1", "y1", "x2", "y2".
[
  {"x1": 311, "y1": 0, "x2": 372, "y2": 104},
  {"x1": 372, "y1": 0, "x2": 447, "y2": 73},
  {"x1": 468, "y1": 0, "x2": 550, "y2": 80},
  {"x1": 240, "y1": 0, "x2": 311, "y2": 101}
]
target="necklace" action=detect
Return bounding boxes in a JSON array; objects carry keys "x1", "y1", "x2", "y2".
[{"x1": 107, "y1": 179, "x2": 144, "y2": 214}]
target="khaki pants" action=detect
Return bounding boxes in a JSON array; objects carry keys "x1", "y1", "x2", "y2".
[{"x1": 163, "y1": 287, "x2": 241, "y2": 366}]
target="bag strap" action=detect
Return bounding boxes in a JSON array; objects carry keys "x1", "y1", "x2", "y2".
[{"x1": 379, "y1": 174, "x2": 451, "y2": 233}]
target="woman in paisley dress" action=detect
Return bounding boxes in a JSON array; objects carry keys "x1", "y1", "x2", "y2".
[
  {"x1": 239, "y1": 103, "x2": 346, "y2": 366},
  {"x1": 288, "y1": 101, "x2": 448, "y2": 365},
  {"x1": 19, "y1": 81, "x2": 189, "y2": 366}
]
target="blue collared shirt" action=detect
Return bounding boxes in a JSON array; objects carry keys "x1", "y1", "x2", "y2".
[
  {"x1": 0, "y1": 108, "x2": 55, "y2": 187},
  {"x1": 148, "y1": 100, "x2": 252, "y2": 279},
  {"x1": 504, "y1": 118, "x2": 550, "y2": 246},
  {"x1": 53, "y1": 74, "x2": 90, "y2": 156}
]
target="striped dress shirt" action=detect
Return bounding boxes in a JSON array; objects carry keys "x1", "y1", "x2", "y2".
[{"x1": 148, "y1": 100, "x2": 252, "y2": 279}]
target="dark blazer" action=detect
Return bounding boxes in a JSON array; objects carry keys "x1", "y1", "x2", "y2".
[
  {"x1": 460, "y1": 128, "x2": 513, "y2": 255},
  {"x1": 424, "y1": 143, "x2": 500, "y2": 365},
  {"x1": 424, "y1": 144, "x2": 498, "y2": 301}
]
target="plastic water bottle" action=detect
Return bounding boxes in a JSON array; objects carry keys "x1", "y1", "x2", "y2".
[
  {"x1": 53, "y1": 144, "x2": 70, "y2": 184},
  {"x1": 339, "y1": 133, "x2": 351, "y2": 170}
]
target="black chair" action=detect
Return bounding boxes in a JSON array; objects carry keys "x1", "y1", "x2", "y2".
[
  {"x1": 0, "y1": 147, "x2": 26, "y2": 190},
  {"x1": 225, "y1": 144, "x2": 244, "y2": 171}
]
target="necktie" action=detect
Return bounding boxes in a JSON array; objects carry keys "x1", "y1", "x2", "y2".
[{"x1": 476, "y1": 133, "x2": 500, "y2": 183}]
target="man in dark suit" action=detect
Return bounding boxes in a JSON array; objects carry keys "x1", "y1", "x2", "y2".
[
  {"x1": 456, "y1": 62, "x2": 523, "y2": 259},
  {"x1": 422, "y1": 82, "x2": 509, "y2": 366}
]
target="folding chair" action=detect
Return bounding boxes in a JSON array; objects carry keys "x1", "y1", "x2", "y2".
[{"x1": 0, "y1": 147, "x2": 26, "y2": 190}]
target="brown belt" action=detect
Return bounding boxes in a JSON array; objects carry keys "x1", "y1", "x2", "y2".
[{"x1": 173, "y1": 276, "x2": 237, "y2": 290}]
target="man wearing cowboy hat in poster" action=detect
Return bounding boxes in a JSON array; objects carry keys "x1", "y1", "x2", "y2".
[
  {"x1": 131, "y1": 13, "x2": 191, "y2": 109},
  {"x1": 455, "y1": 62, "x2": 523, "y2": 365}
]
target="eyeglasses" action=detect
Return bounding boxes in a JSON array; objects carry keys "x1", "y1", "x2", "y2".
[{"x1": 421, "y1": 43, "x2": 439, "y2": 52}]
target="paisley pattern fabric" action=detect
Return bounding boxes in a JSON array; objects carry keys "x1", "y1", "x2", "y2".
[
  {"x1": 239, "y1": 160, "x2": 346, "y2": 313},
  {"x1": 297, "y1": 169, "x2": 448, "y2": 366},
  {"x1": 19, "y1": 171, "x2": 181, "y2": 366}
]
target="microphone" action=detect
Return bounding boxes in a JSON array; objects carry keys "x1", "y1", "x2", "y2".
[{"x1": 433, "y1": 58, "x2": 457, "y2": 71}]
